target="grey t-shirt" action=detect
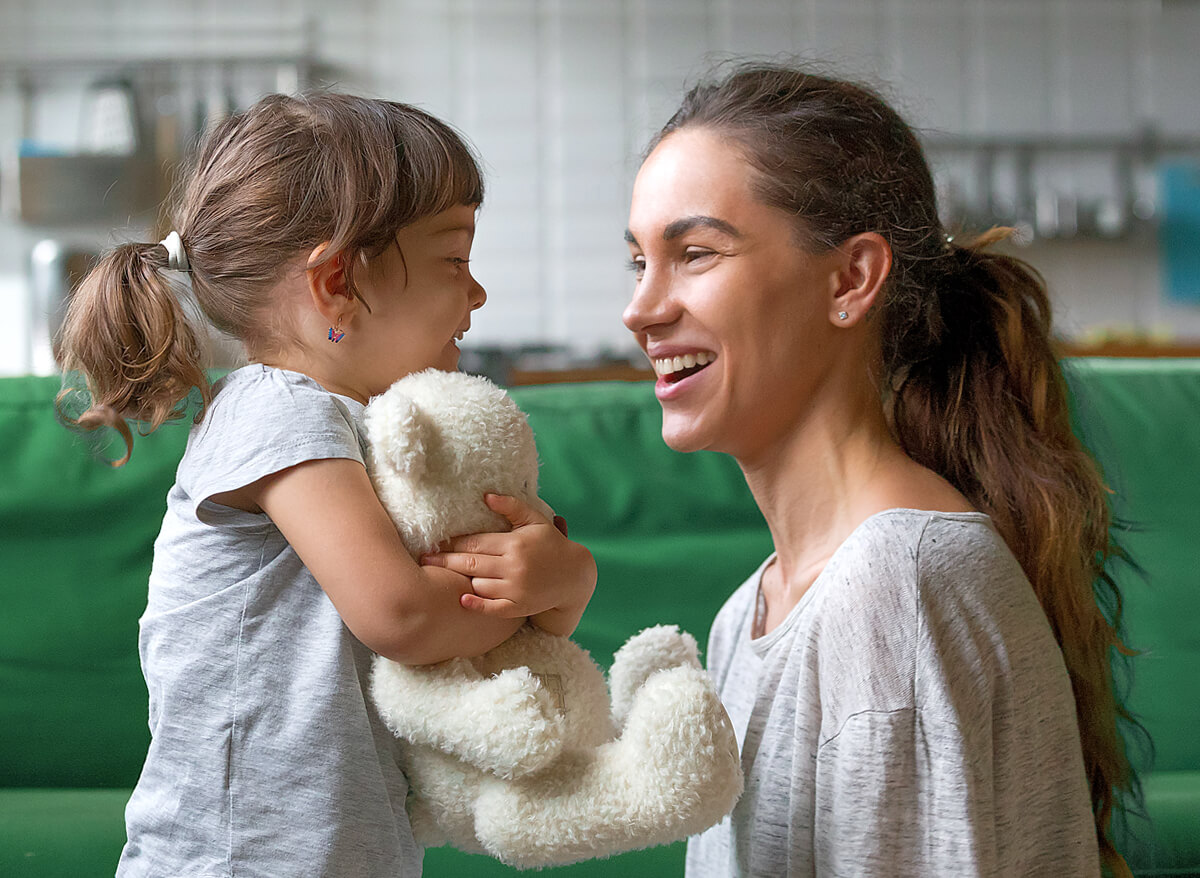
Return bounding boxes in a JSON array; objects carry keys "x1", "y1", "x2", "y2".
[
  {"x1": 686, "y1": 510, "x2": 1099, "y2": 878},
  {"x1": 118, "y1": 365, "x2": 420, "y2": 878}
]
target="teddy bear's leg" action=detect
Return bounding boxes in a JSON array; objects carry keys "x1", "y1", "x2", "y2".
[
  {"x1": 607, "y1": 624, "x2": 701, "y2": 731},
  {"x1": 472, "y1": 664, "x2": 743, "y2": 869},
  {"x1": 401, "y1": 745, "x2": 490, "y2": 856},
  {"x1": 371, "y1": 656, "x2": 567, "y2": 778}
]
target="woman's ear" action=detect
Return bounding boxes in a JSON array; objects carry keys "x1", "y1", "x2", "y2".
[
  {"x1": 830, "y1": 232, "x2": 892, "y2": 327},
  {"x1": 305, "y1": 242, "x2": 358, "y2": 327}
]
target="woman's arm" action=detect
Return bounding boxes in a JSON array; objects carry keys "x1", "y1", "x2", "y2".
[{"x1": 246, "y1": 457, "x2": 524, "y2": 665}]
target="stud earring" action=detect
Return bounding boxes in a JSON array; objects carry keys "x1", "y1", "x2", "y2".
[
  {"x1": 328, "y1": 318, "x2": 345, "y2": 343},
  {"x1": 837, "y1": 311, "x2": 849, "y2": 321}
]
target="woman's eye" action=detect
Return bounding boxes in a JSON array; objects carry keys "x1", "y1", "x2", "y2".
[
  {"x1": 683, "y1": 248, "x2": 714, "y2": 264},
  {"x1": 448, "y1": 257, "x2": 470, "y2": 267},
  {"x1": 626, "y1": 256, "x2": 646, "y2": 277}
]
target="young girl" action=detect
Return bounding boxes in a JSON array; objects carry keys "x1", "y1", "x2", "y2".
[
  {"x1": 623, "y1": 63, "x2": 1138, "y2": 877},
  {"x1": 56, "y1": 92, "x2": 596, "y2": 878}
]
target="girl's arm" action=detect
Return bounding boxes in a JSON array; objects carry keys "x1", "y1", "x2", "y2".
[
  {"x1": 421, "y1": 493, "x2": 597, "y2": 637},
  {"x1": 245, "y1": 457, "x2": 525, "y2": 665}
]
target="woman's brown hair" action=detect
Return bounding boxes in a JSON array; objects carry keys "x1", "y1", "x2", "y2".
[
  {"x1": 651, "y1": 61, "x2": 1140, "y2": 875},
  {"x1": 56, "y1": 91, "x2": 484, "y2": 465}
]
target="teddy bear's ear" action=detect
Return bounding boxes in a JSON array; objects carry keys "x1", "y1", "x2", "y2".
[{"x1": 366, "y1": 392, "x2": 429, "y2": 481}]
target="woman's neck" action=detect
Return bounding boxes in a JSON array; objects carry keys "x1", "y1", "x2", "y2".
[
  {"x1": 739, "y1": 388, "x2": 971, "y2": 634},
  {"x1": 741, "y1": 400, "x2": 900, "y2": 601}
]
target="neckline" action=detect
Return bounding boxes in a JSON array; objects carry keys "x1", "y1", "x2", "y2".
[
  {"x1": 748, "y1": 507, "x2": 992, "y2": 648},
  {"x1": 233, "y1": 363, "x2": 367, "y2": 412}
]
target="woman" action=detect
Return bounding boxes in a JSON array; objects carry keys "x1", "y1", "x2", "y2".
[{"x1": 622, "y1": 63, "x2": 1136, "y2": 877}]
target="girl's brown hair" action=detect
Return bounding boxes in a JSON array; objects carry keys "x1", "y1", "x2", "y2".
[
  {"x1": 652, "y1": 61, "x2": 1139, "y2": 875},
  {"x1": 56, "y1": 91, "x2": 484, "y2": 465}
]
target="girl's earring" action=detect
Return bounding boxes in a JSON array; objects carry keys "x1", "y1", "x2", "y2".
[
  {"x1": 837, "y1": 311, "x2": 849, "y2": 321},
  {"x1": 328, "y1": 318, "x2": 345, "y2": 343}
]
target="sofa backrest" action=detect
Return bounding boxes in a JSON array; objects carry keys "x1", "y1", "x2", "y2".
[
  {"x1": 1, "y1": 360, "x2": 1196, "y2": 790},
  {"x1": 1061, "y1": 359, "x2": 1200, "y2": 775}
]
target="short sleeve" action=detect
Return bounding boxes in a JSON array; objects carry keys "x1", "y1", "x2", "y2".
[
  {"x1": 814, "y1": 707, "x2": 993, "y2": 876},
  {"x1": 177, "y1": 367, "x2": 366, "y2": 523}
]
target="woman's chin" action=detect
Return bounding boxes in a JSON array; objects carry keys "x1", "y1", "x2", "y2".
[{"x1": 660, "y1": 419, "x2": 712, "y2": 455}]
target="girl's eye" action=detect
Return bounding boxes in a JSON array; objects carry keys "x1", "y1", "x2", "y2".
[
  {"x1": 448, "y1": 257, "x2": 470, "y2": 267},
  {"x1": 683, "y1": 248, "x2": 715, "y2": 263},
  {"x1": 626, "y1": 256, "x2": 646, "y2": 278}
]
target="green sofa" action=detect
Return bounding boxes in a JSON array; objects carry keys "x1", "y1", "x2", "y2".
[{"x1": 1, "y1": 359, "x2": 1197, "y2": 877}]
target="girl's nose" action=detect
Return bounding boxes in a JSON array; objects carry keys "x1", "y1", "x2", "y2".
[{"x1": 469, "y1": 276, "x2": 486, "y2": 311}]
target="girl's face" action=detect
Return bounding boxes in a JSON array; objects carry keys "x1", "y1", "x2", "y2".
[
  {"x1": 352, "y1": 203, "x2": 486, "y2": 396},
  {"x1": 623, "y1": 128, "x2": 845, "y2": 461}
]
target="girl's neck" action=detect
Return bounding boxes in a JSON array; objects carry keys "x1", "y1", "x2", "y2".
[{"x1": 253, "y1": 351, "x2": 371, "y2": 406}]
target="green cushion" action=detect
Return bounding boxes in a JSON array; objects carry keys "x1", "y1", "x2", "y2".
[
  {"x1": 0, "y1": 376, "x2": 190, "y2": 788},
  {"x1": 1062, "y1": 360, "x2": 1200, "y2": 774},
  {"x1": 0, "y1": 788, "x2": 130, "y2": 877},
  {"x1": 1116, "y1": 771, "x2": 1200, "y2": 877}
]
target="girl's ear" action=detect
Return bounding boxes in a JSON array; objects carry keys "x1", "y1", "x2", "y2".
[
  {"x1": 305, "y1": 242, "x2": 357, "y2": 326},
  {"x1": 830, "y1": 232, "x2": 892, "y2": 327}
]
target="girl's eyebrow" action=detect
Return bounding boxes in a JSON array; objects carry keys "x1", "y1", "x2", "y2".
[{"x1": 432, "y1": 225, "x2": 474, "y2": 238}]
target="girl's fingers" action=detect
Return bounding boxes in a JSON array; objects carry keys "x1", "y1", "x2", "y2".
[
  {"x1": 460, "y1": 593, "x2": 523, "y2": 617},
  {"x1": 484, "y1": 493, "x2": 551, "y2": 529},
  {"x1": 429, "y1": 531, "x2": 508, "y2": 558},
  {"x1": 420, "y1": 551, "x2": 501, "y2": 579}
]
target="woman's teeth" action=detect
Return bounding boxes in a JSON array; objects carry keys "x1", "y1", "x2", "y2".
[{"x1": 653, "y1": 351, "x2": 714, "y2": 379}]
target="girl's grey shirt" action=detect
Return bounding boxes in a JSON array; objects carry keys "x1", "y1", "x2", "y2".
[
  {"x1": 686, "y1": 510, "x2": 1099, "y2": 878},
  {"x1": 118, "y1": 365, "x2": 420, "y2": 878}
]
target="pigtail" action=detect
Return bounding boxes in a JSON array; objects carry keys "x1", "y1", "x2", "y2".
[
  {"x1": 55, "y1": 241, "x2": 212, "y2": 467},
  {"x1": 884, "y1": 228, "x2": 1138, "y2": 877}
]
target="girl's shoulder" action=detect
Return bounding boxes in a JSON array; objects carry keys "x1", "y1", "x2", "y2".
[
  {"x1": 204, "y1": 365, "x2": 364, "y2": 432},
  {"x1": 177, "y1": 366, "x2": 368, "y2": 504}
]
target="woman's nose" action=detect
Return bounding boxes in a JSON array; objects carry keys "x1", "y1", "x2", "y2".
[{"x1": 622, "y1": 266, "x2": 673, "y2": 335}]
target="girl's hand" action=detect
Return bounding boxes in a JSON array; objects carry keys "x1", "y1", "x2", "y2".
[{"x1": 420, "y1": 493, "x2": 597, "y2": 637}]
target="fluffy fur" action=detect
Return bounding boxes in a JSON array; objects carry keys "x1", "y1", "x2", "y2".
[{"x1": 364, "y1": 369, "x2": 743, "y2": 869}]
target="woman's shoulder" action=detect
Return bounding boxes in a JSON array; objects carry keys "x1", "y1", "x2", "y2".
[
  {"x1": 819, "y1": 509, "x2": 1019, "y2": 628},
  {"x1": 844, "y1": 509, "x2": 1001, "y2": 566}
]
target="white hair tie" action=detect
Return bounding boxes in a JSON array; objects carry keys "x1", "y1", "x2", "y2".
[{"x1": 158, "y1": 231, "x2": 190, "y2": 272}]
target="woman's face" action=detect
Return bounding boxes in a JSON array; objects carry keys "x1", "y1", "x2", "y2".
[{"x1": 623, "y1": 128, "x2": 845, "y2": 460}]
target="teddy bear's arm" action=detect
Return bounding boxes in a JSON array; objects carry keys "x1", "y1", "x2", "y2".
[{"x1": 370, "y1": 656, "x2": 567, "y2": 779}]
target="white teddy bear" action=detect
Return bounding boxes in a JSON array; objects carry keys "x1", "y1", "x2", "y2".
[{"x1": 363, "y1": 368, "x2": 743, "y2": 869}]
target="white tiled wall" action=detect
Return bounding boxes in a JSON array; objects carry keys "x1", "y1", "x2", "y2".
[{"x1": 1, "y1": 0, "x2": 1198, "y2": 374}]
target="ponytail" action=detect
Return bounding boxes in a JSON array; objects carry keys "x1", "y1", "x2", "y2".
[
  {"x1": 55, "y1": 240, "x2": 211, "y2": 467},
  {"x1": 885, "y1": 228, "x2": 1138, "y2": 877}
]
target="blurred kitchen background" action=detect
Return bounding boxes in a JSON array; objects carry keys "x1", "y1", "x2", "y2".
[{"x1": 1, "y1": 0, "x2": 1199, "y2": 384}]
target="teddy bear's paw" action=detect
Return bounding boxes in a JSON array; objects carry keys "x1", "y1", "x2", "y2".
[
  {"x1": 458, "y1": 666, "x2": 568, "y2": 779},
  {"x1": 617, "y1": 665, "x2": 743, "y2": 828},
  {"x1": 608, "y1": 624, "x2": 701, "y2": 730},
  {"x1": 470, "y1": 668, "x2": 744, "y2": 869}
]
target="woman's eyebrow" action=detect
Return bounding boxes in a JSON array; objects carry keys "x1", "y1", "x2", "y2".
[
  {"x1": 624, "y1": 216, "x2": 743, "y2": 247},
  {"x1": 662, "y1": 215, "x2": 742, "y2": 240}
]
